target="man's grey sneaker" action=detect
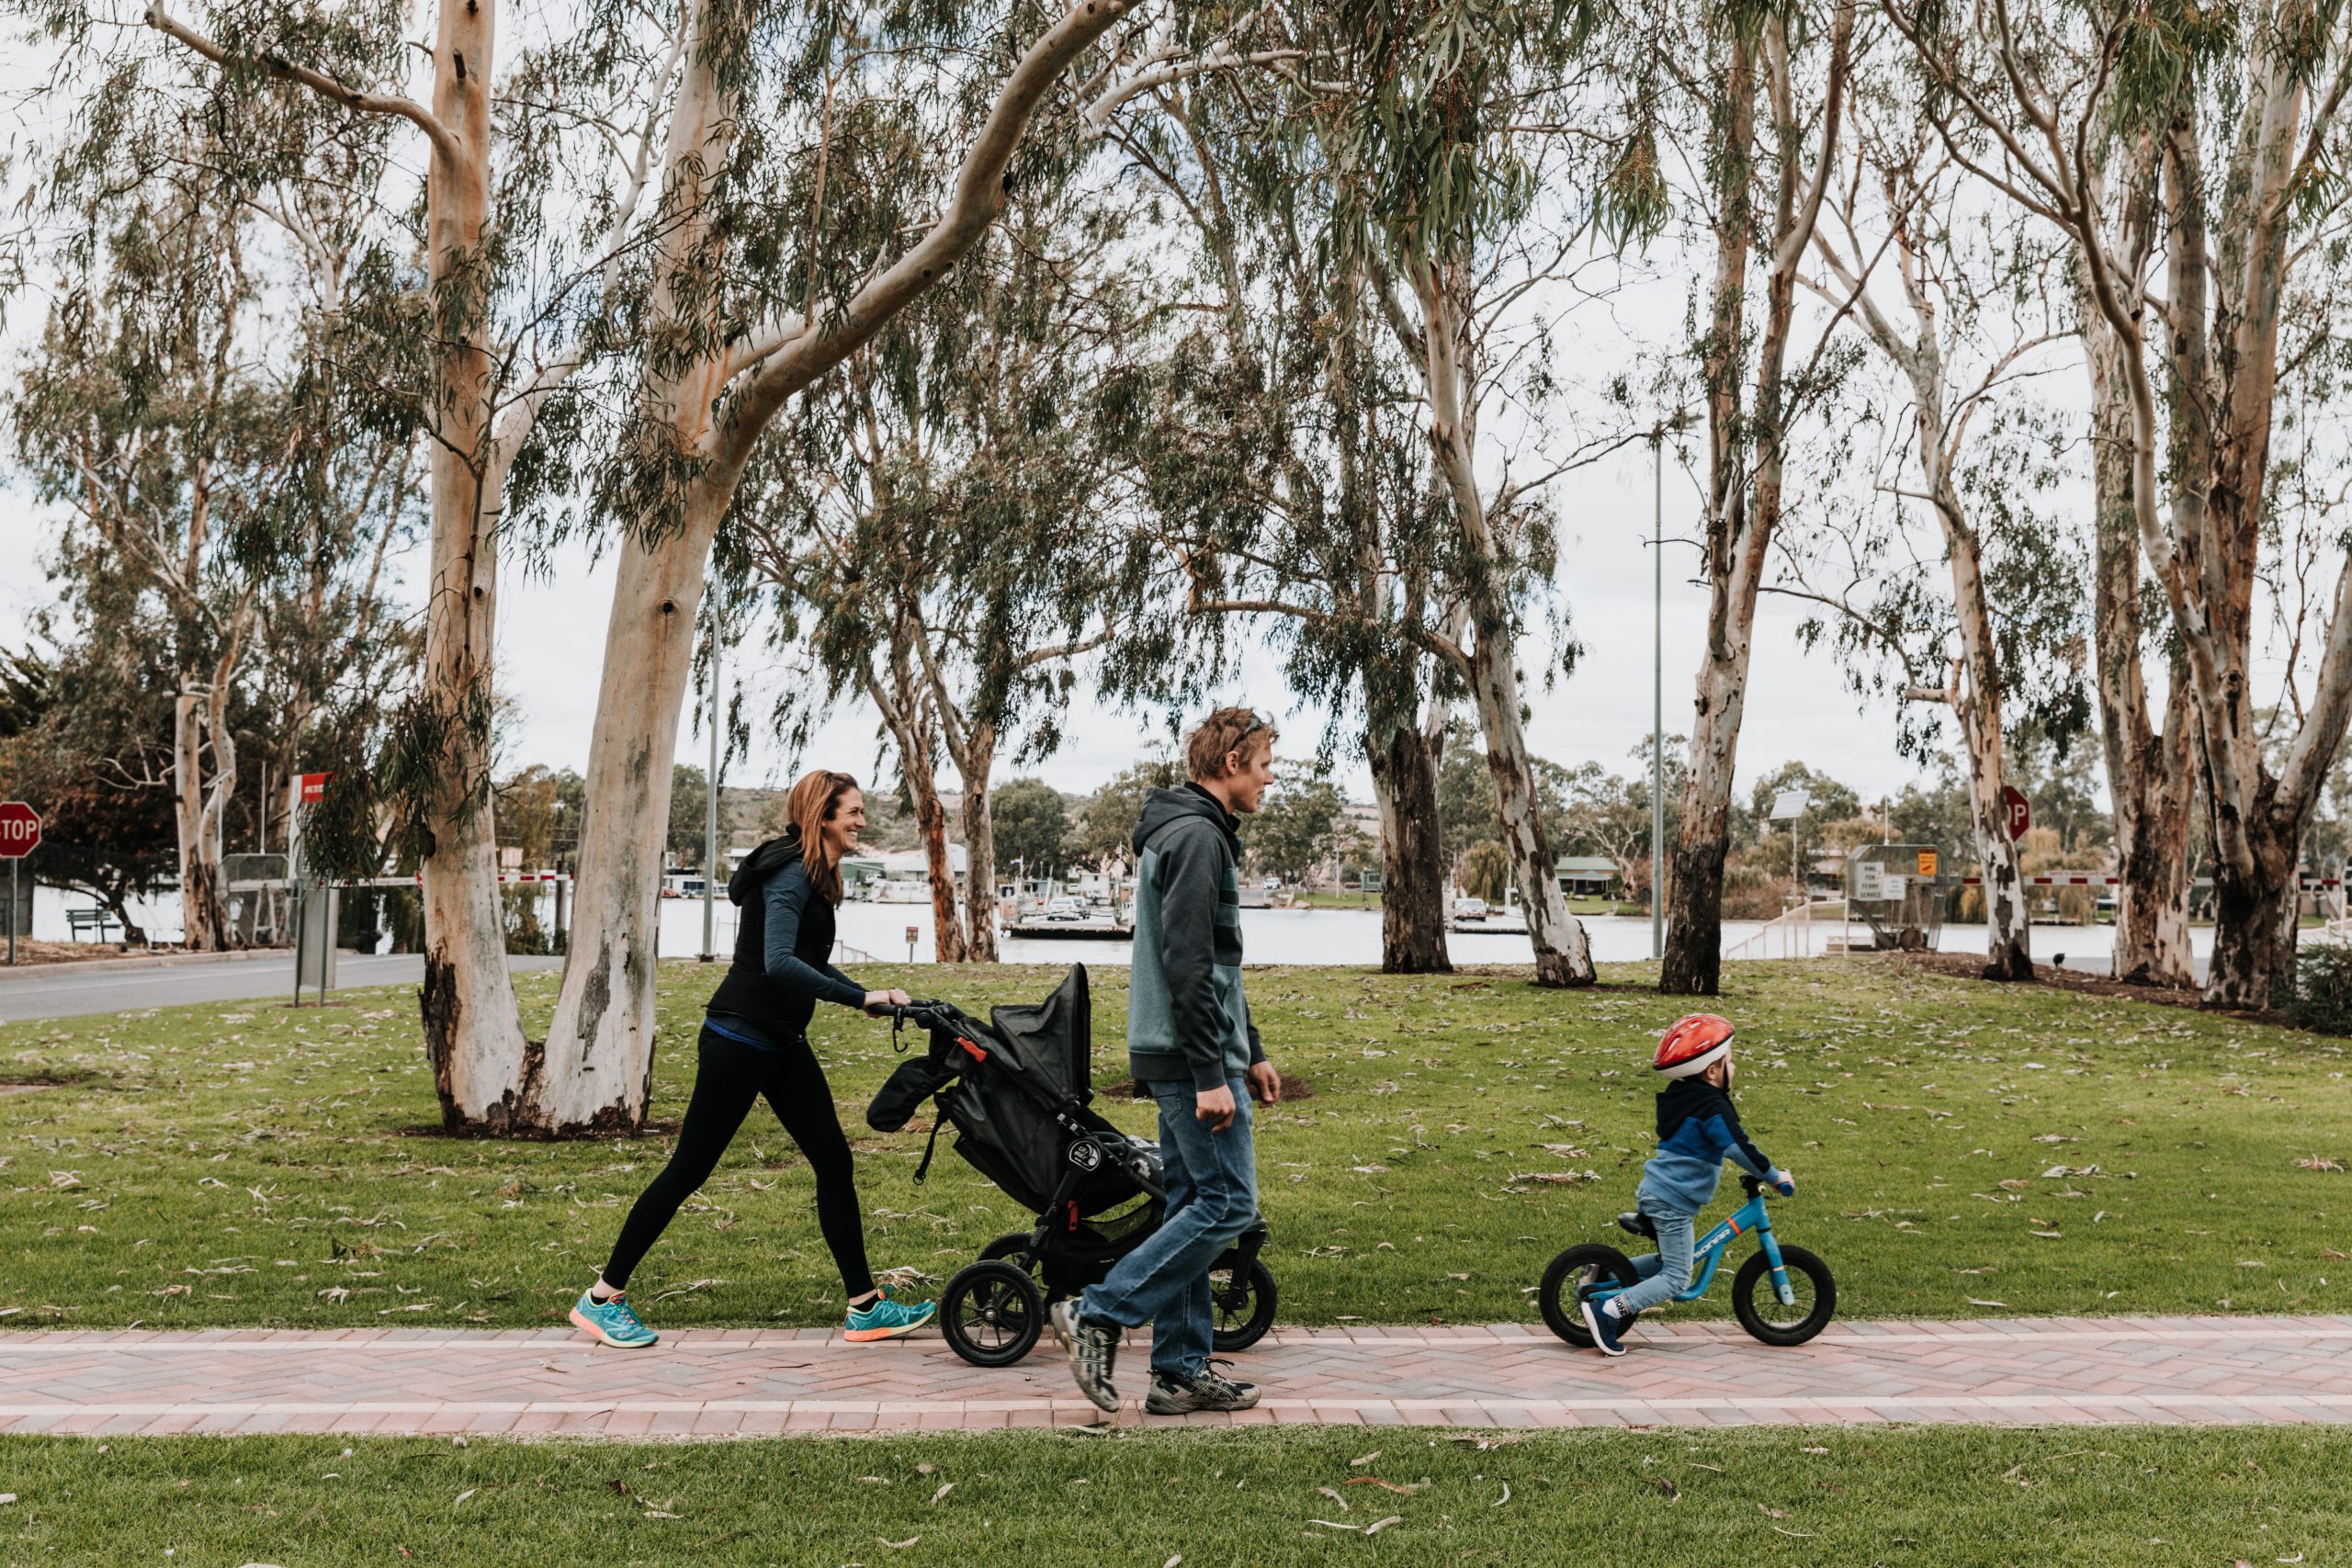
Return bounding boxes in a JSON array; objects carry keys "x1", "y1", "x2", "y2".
[
  {"x1": 1050, "y1": 1299, "x2": 1120, "y2": 1413},
  {"x1": 1145, "y1": 1363, "x2": 1261, "y2": 1415}
]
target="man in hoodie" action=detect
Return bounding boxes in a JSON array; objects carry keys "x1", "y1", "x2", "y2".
[{"x1": 1052, "y1": 708, "x2": 1283, "y2": 1414}]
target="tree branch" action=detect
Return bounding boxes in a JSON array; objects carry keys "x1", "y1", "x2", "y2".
[{"x1": 144, "y1": 4, "x2": 462, "y2": 170}]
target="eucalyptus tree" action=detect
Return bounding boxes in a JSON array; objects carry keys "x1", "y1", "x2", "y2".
[
  {"x1": 1306, "y1": 0, "x2": 1669, "y2": 987},
  {"x1": 521, "y1": 0, "x2": 1149, "y2": 1111},
  {"x1": 1095, "y1": 0, "x2": 1647, "y2": 983},
  {"x1": 1885, "y1": 0, "x2": 2352, "y2": 1008},
  {"x1": 1652, "y1": 0, "x2": 1859, "y2": 996},
  {"x1": 1094, "y1": 55, "x2": 1462, "y2": 973},
  {"x1": 1781, "y1": 103, "x2": 2086, "y2": 980},
  {"x1": 73, "y1": 0, "x2": 1142, "y2": 1126},
  {"x1": 11, "y1": 171, "x2": 267, "y2": 951},
  {"x1": 71, "y1": 0, "x2": 700, "y2": 1122},
  {"x1": 5, "y1": 50, "x2": 422, "y2": 953},
  {"x1": 738, "y1": 146, "x2": 1153, "y2": 963}
]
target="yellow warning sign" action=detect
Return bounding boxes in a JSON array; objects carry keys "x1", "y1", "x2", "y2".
[{"x1": 1917, "y1": 850, "x2": 1939, "y2": 878}]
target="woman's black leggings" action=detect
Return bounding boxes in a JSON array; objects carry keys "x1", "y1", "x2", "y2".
[{"x1": 601, "y1": 1025, "x2": 875, "y2": 1298}]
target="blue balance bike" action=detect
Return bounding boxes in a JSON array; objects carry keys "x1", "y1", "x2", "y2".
[{"x1": 1537, "y1": 1175, "x2": 1837, "y2": 1348}]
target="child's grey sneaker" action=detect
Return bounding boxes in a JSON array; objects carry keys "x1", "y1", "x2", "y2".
[
  {"x1": 1145, "y1": 1364, "x2": 1261, "y2": 1414},
  {"x1": 1050, "y1": 1299, "x2": 1121, "y2": 1412}
]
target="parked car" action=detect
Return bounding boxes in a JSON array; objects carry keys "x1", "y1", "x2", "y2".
[
  {"x1": 1452, "y1": 897, "x2": 1489, "y2": 921},
  {"x1": 1041, "y1": 897, "x2": 1086, "y2": 922}
]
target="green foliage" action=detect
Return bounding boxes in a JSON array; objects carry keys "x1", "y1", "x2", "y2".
[
  {"x1": 1246, "y1": 773, "x2": 1349, "y2": 886},
  {"x1": 2283, "y1": 941, "x2": 2352, "y2": 1036},
  {"x1": 989, "y1": 777, "x2": 1069, "y2": 879},
  {"x1": 1463, "y1": 837, "x2": 1510, "y2": 902},
  {"x1": 667, "y1": 763, "x2": 712, "y2": 868},
  {"x1": 1069, "y1": 758, "x2": 1184, "y2": 869}
]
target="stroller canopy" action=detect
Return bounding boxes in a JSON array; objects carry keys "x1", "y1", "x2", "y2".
[{"x1": 983, "y1": 964, "x2": 1094, "y2": 1104}]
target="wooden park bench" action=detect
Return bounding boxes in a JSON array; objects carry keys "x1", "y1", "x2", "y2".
[{"x1": 66, "y1": 907, "x2": 122, "y2": 942}]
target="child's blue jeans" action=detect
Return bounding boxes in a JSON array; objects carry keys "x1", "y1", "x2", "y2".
[{"x1": 1610, "y1": 1206, "x2": 1697, "y2": 1316}]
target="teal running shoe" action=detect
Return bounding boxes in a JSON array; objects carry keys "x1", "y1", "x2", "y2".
[
  {"x1": 570, "y1": 1289, "x2": 658, "y2": 1348},
  {"x1": 844, "y1": 1284, "x2": 936, "y2": 1342}
]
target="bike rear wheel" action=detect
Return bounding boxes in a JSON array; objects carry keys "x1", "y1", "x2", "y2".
[
  {"x1": 1731, "y1": 1244, "x2": 1836, "y2": 1346},
  {"x1": 1537, "y1": 1244, "x2": 1638, "y2": 1347}
]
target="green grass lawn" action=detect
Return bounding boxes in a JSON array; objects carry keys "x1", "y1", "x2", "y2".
[
  {"x1": 3, "y1": 1427, "x2": 2346, "y2": 1566},
  {"x1": 3, "y1": 958, "x2": 2348, "y2": 1332}
]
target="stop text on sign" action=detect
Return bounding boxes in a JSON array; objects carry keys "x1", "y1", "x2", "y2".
[
  {"x1": 299, "y1": 772, "x2": 333, "y2": 804},
  {"x1": 1999, "y1": 784, "x2": 2030, "y2": 843},
  {"x1": 0, "y1": 802, "x2": 40, "y2": 859}
]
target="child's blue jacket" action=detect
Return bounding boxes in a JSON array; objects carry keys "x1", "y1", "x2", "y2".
[{"x1": 1634, "y1": 1077, "x2": 1778, "y2": 1215}]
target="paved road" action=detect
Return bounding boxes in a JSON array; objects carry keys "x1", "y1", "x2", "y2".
[
  {"x1": 0, "y1": 953, "x2": 564, "y2": 1023},
  {"x1": 2, "y1": 1315, "x2": 2345, "y2": 1436}
]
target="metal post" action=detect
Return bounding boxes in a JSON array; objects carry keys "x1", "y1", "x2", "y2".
[
  {"x1": 701, "y1": 616, "x2": 720, "y2": 963},
  {"x1": 8, "y1": 858, "x2": 17, "y2": 965},
  {"x1": 291, "y1": 883, "x2": 306, "y2": 1006},
  {"x1": 1651, "y1": 425, "x2": 1665, "y2": 963}
]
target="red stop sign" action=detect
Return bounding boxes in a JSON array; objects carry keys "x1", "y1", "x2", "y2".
[
  {"x1": 0, "y1": 801, "x2": 40, "y2": 859},
  {"x1": 1999, "y1": 784, "x2": 2030, "y2": 842}
]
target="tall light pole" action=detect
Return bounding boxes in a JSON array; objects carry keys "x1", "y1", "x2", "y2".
[{"x1": 700, "y1": 613, "x2": 721, "y2": 964}]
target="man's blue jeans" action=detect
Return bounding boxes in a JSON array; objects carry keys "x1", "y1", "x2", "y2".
[{"x1": 1077, "y1": 1076, "x2": 1259, "y2": 1380}]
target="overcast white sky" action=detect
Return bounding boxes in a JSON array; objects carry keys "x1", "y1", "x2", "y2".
[{"x1": 0, "y1": 10, "x2": 2037, "y2": 816}]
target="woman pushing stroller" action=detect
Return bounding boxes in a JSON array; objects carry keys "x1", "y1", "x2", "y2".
[{"x1": 570, "y1": 770, "x2": 936, "y2": 1348}]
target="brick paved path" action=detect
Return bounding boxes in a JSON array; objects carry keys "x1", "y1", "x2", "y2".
[{"x1": 3, "y1": 1316, "x2": 2347, "y2": 1438}]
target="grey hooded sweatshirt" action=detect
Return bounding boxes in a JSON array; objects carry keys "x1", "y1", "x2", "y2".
[{"x1": 1125, "y1": 782, "x2": 1266, "y2": 1092}]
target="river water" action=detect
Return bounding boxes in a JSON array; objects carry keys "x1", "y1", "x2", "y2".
[{"x1": 23, "y1": 881, "x2": 2220, "y2": 970}]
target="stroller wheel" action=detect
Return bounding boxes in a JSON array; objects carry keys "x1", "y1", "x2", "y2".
[
  {"x1": 978, "y1": 1232, "x2": 1033, "y2": 1266},
  {"x1": 939, "y1": 1259, "x2": 1045, "y2": 1368},
  {"x1": 1208, "y1": 1258, "x2": 1278, "y2": 1352}
]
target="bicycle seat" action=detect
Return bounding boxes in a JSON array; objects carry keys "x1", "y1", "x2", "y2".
[{"x1": 1615, "y1": 1211, "x2": 1657, "y2": 1241}]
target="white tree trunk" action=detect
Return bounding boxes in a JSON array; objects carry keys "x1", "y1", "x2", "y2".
[
  {"x1": 2081, "y1": 296, "x2": 2196, "y2": 986},
  {"x1": 171, "y1": 690, "x2": 228, "y2": 952},
  {"x1": 416, "y1": 0, "x2": 532, "y2": 1130},
  {"x1": 541, "y1": 10, "x2": 737, "y2": 1129},
  {"x1": 1411, "y1": 265, "x2": 1589, "y2": 987},
  {"x1": 955, "y1": 723, "x2": 1001, "y2": 962}
]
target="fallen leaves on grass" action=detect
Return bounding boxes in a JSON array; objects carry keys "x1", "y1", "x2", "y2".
[
  {"x1": 2292, "y1": 1156, "x2": 2344, "y2": 1172},
  {"x1": 930, "y1": 1482, "x2": 954, "y2": 1506},
  {"x1": 880, "y1": 1537, "x2": 920, "y2": 1550},
  {"x1": 1345, "y1": 1477, "x2": 1423, "y2": 1495},
  {"x1": 1348, "y1": 1451, "x2": 1380, "y2": 1468},
  {"x1": 1966, "y1": 1298, "x2": 2008, "y2": 1308}
]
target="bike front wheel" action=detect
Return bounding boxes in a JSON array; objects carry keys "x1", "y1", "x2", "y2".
[
  {"x1": 1732, "y1": 1244, "x2": 1836, "y2": 1346},
  {"x1": 1537, "y1": 1244, "x2": 1639, "y2": 1347}
]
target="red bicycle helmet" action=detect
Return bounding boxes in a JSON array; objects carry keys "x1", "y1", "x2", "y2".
[{"x1": 1656, "y1": 1013, "x2": 1735, "y2": 1078}]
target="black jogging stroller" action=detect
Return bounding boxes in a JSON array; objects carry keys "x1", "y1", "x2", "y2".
[{"x1": 865, "y1": 964, "x2": 1277, "y2": 1367}]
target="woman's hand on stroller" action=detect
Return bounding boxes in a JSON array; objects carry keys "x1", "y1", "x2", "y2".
[
  {"x1": 865, "y1": 988, "x2": 915, "y2": 1016},
  {"x1": 1246, "y1": 1061, "x2": 1282, "y2": 1106}
]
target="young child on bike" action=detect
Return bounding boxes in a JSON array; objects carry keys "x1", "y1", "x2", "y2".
[{"x1": 1583, "y1": 1012, "x2": 1794, "y2": 1356}]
